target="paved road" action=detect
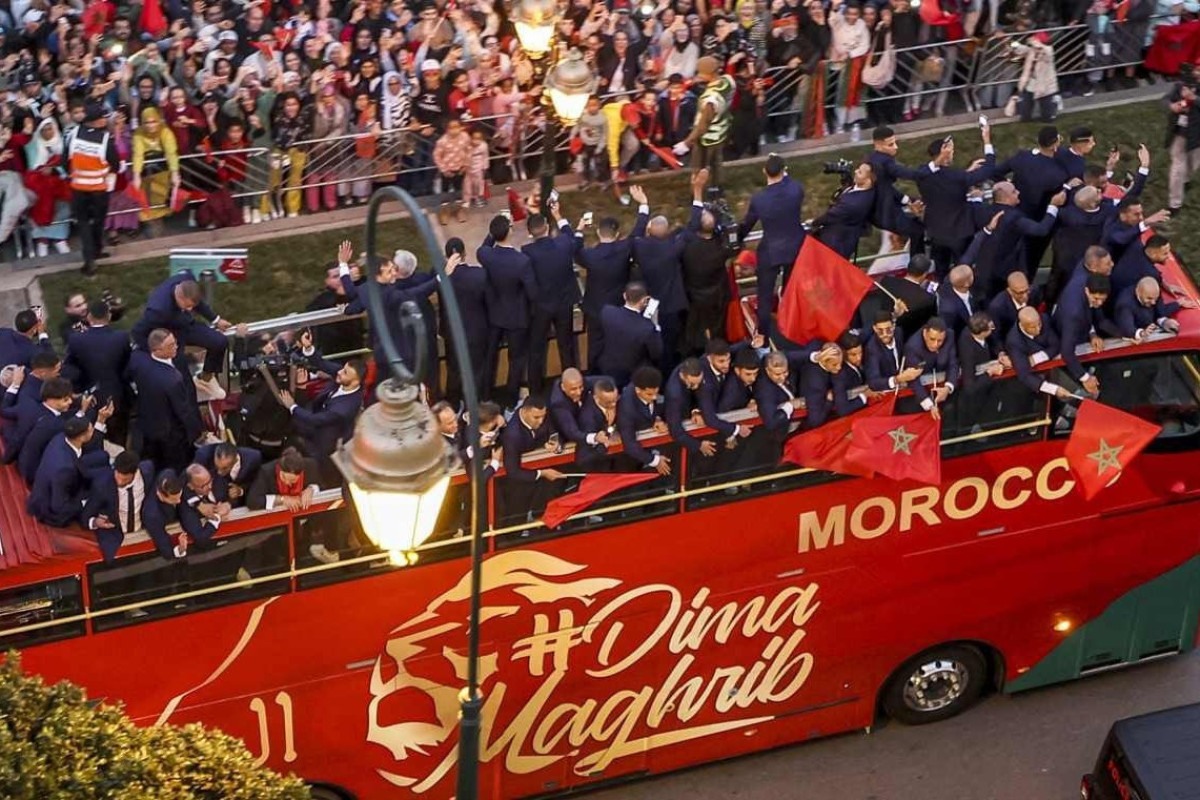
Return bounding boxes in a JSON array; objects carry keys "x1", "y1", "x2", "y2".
[{"x1": 590, "y1": 649, "x2": 1200, "y2": 800}]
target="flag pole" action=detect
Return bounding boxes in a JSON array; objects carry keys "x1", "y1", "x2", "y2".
[
  {"x1": 873, "y1": 280, "x2": 901, "y2": 304},
  {"x1": 894, "y1": 357, "x2": 904, "y2": 395}
]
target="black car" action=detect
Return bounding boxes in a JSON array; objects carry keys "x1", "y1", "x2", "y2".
[{"x1": 1081, "y1": 702, "x2": 1200, "y2": 800}]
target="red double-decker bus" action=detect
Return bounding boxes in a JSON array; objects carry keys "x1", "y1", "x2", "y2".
[{"x1": 3, "y1": 265, "x2": 1200, "y2": 799}]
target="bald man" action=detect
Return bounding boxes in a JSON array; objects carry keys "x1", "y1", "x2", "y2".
[
  {"x1": 937, "y1": 264, "x2": 982, "y2": 337},
  {"x1": 631, "y1": 189, "x2": 689, "y2": 373},
  {"x1": 1005, "y1": 306, "x2": 1072, "y2": 400},
  {"x1": 986, "y1": 271, "x2": 1041, "y2": 339},
  {"x1": 548, "y1": 367, "x2": 607, "y2": 450},
  {"x1": 968, "y1": 181, "x2": 1065, "y2": 296},
  {"x1": 1114, "y1": 276, "x2": 1183, "y2": 340},
  {"x1": 677, "y1": 56, "x2": 736, "y2": 184}
]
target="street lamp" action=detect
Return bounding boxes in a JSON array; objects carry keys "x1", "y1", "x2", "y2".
[
  {"x1": 512, "y1": 0, "x2": 597, "y2": 212},
  {"x1": 331, "y1": 186, "x2": 487, "y2": 799}
]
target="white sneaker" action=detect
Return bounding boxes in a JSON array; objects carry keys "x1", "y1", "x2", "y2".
[
  {"x1": 35, "y1": 242, "x2": 48, "y2": 257},
  {"x1": 287, "y1": 211, "x2": 298, "y2": 218},
  {"x1": 242, "y1": 206, "x2": 252, "y2": 224},
  {"x1": 309, "y1": 544, "x2": 340, "y2": 564},
  {"x1": 53, "y1": 241, "x2": 70, "y2": 254},
  {"x1": 250, "y1": 209, "x2": 263, "y2": 224}
]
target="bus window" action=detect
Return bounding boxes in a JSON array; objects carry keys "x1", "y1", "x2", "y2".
[
  {"x1": 88, "y1": 527, "x2": 291, "y2": 632},
  {"x1": 1049, "y1": 352, "x2": 1200, "y2": 449},
  {"x1": 941, "y1": 373, "x2": 1047, "y2": 459},
  {"x1": 685, "y1": 428, "x2": 841, "y2": 511},
  {"x1": 0, "y1": 577, "x2": 85, "y2": 648},
  {"x1": 294, "y1": 505, "x2": 470, "y2": 591}
]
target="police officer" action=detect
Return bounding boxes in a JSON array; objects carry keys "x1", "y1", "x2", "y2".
[{"x1": 69, "y1": 102, "x2": 118, "y2": 277}]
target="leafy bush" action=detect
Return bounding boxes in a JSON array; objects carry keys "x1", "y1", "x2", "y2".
[{"x1": 0, "y1": 652, "x2": 310, "y2": 800}]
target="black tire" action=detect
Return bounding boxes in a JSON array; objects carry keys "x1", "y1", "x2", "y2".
[
  {"x1": 881, "y1": 644, "x2": 988, "y2": 725},
  {"x1": 309, "y1": 784, "x2": 355, "y2": 800}
]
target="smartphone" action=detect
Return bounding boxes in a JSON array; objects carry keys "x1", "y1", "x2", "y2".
[
  {"x1": 548, "y1": 189, "x2": 559, "y2": 204},
  {"x1": 581, "y1": 211, "x2": 594, "y2": 226},
  {"x1": 978, "y1": 114, "x2": 988, "y2": 128}
]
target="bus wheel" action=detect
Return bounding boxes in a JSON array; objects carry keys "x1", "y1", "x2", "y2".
[
  {"x1": 882, "y1": 644, "x2": 987, "y2": 726},
  {"x1": 309, "y1": 784, "x2": 355, "y2": 800}
]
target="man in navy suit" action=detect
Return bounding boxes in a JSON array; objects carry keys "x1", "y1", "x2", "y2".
[
  {"x1": 754, "y1": 351, "x2": 801, "y2": 451},
  {"x1": 497, "y1": 395, "x2": 566, "y2": 525},
  {"x1": 279, "y1": 357, "x2": 365, "y2": 487},
  {"x1": 3, "y1": 375, "x2": 73, "y2": 465},
  {"x1": 616, "y1": 366, "x2": 671, "y2": 475},
  {"x1": 131, "y1": 271, "x2": 233, "y2": 383},
  {"x1": 0, "y1": 309, "x2": 53, "y2": 370},
  {"x1": 832, "y1": 333, "x2": 878, "y2": 417},
  {"x1": 548, "y1": 368, "x2": 599, "y2": 451},
  {"x1": 987, "y1": 272, "x2": 1039, "y2": 340},
  {"x1": 796, "y1": 343, "x2": 844, "y2": 429},
  {"x1": 813, "y1": 163, "x2": 876, "y2": 259},
  {"x1": 696, "y1": 339, "x2": 749, "y2": 440},
  {"x1": 664, "y1": 357, "x2": 719, "y2": 459},
  {"x1": 593, "y1": 282, "x2": 662, "y2": 389},
  {"x1": 1006, "y1": 307, "x2": 1072, "y2": 399},
  {"x1": 194, "y1": 441, "x2": 262, "y2": 506},
  {"x1": 1115, "y1": 277, "x2": 1186, "y2": 340},
  {"x1": 718, "y1": 347, "x2": 761, "y2": 413},
  {"x1": 574, "y1": 377, "x2": 620, "y2": 472},
  {"x1": 737, "y1": 155, "x2": 805, "y2": 336},
  {"x1": 83, "y1": 451, "x2": 156, "y2": 562},
  {"x1": 915, "y1": 128, "x2": 996, "y2": 276},
  {"x1": 140, "y1": 470, "x2": 191, "y2": 560},
  {"x1": 1054, "y1": 272, "x2": 1118, "y2": 396},
  {"x1": 903, "y1": 318, "x2": 960, "y2": 418},
  {"x1": 180, "y1": 463, "x2": 228, "y2": 551},
  {"x1": 994, "y1": 126, "x2": 1070, "y2": 272},
  {"x1": 1059, "y1": 245, "x2": 1115, "y2": 316},
  {"x1": 937, "y1": 265, "x2": 984, "y2": 339},
  {"x1": 864, "y1": 310, "x2": 924, "y2": 392},
  {"x1": 127, "y1": 329, "x2": 203, "y2": 472},
  {"x1": 1, "y1": 350, "x2": 62, "y2": 426},
  {"x1": 27, "y1": 417, "x2": 95, "y2": 528},
  {"x1": 1102, "y1": 198, "x2": 1170, "y2": 266},
  {"x1": 523, "y1": 202, "x2": 582, "y2": 394},
  {"x1": 18, "y1": 387, "x2": 110, "y2": 486},
  {"x1": 868, "y1": 126, "x2": 926, "y2": 255},
  {"x1": 1111, "y1": 234, "x2": 1172, "y2": 297},
  {"x1": 631, "y1": 200, "x2": 689, "y2": 374},
  {"x1": 479, "y1": 215, "x2": 538, "y2": 404},
  {"x1": 967, "y1": 182, "x2": 1065, "y2": 294},
  {"x1": 955, "y1": 312, "x2": 1006, "y2": 412},
  {"x1": 65, "y1": 300, "x2": 132, "y2": 446},
  {"x1": 1055, "y1": 126, "x2": 1096, "y2": 181},
  {"x1": 441, "y1": 239, "x2": 491, "y2": 408},
  {"x1": 579, "y1": 192, "x2": 649, "y2": 369}
]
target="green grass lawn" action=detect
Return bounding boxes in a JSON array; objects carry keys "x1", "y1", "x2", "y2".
[{"x1": 39, "y1": 97, "x2": 1179, "y2": 339}]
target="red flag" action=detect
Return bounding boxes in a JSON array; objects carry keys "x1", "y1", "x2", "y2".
[
  {"x1": 506, "y1": 187, "x2": 527, "y2": 222},
  {"x1": 646, "y1": 143, "x2": 683, "y2": 170},
  {"x1": 543, "y1": 473, "x2": 660, "y2": 529},
  {"x1": 1064, "y1": 400, "x2": 1162, "y2": 501},
  {"x1": 782, "y1": 394, "x2": 896, "y2": 477},
  {"x1": 138, "y1": 0, "x2": 168, "y2": 37},
  {"x1": 778, "y1": 237, "x2": 876, "y2": 344},
  {"x1": 844, "y1": 410, "x2": 942, "y2": 485}
]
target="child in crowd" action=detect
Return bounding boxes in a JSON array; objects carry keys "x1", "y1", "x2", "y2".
[{"x1": 464, "y1": 128, "x2": 490, "y2": 209}]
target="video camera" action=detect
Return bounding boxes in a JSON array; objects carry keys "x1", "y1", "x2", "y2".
[
  {"x1": 822, "y1": 158, "x2": 855, "y2": 201},
  {"x1": 703, "y1": 187, "x2": 740, "y2": 250}
]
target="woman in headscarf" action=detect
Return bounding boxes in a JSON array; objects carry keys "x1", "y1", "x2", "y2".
[
  {"x1": 103, "y1": 105, "x2": 143, "y2": 244},
  {"x1": 132, "y1": 106, "x2": 181, "y2": 230},
  {"x1": 22, "y1": 117, "x2": 72, "y2": 257}
]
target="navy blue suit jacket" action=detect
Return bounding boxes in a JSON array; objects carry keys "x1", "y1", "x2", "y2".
[
  {"x1": 986, "y1": 290, "x2": 1040, "y2": 340},
  {"x1": 3, "y1": 399, "x2": 52, "y2": 464},
  {"x1": 867, "y1": 150, "x2": 923, "y2": 231},
  {"x1": 523, "y1": 224, "x2": 582, "y2": 313},
  {"x1": 832, "y1": 362, "x2": 868, "y2": 416},
  {"x1": 1053, "y1": 286, "x2": 1119, "y2": 380},
  {"x1": 814, "y1": 187, "x2": 875, "y2": 259},
  {"x1": 342, "y1": 272, "x2": 438, "y2": 372},
  {"x1": 1114, "y1": 286, "x2": 1181, "y2": 338},
  {"x1": 26, "y1": 435, "x2": 88, "y2": 527},
  {"x1": 1100, "y1": 218, "x2": 1143, "y2": 265},
  {"x1": 615, "y1": 384, "x2": 660, "y2": 467},
  {"x1": 131, "y1": 270, "x2": 218, "y2": 349},
  {"x1": 798, "y1": 360, "x2": 836, "y2": 428},
  {"x1": 293, "y1": 384, "x2": 361, "y2": 463},
  {"x1": 82, "y1": 460, "x2": 157, "y2": 561},
  {"x1": 594, "y1": 305, "x2": 661, "y2": 387},
  {"x1": 0, "y1": 328, "x2": 53, "y2": 369},
  {"x1": 441, "y1": 265, "x2": 491, "y2": 351},
  {"x1": 717, "y1": 374, "x2": 757, "y2": 412},
  {"x1": 937, "y1": 284, "x2": 984, "y2": 338},
  {"x1": 902, "y1": 331, "x2": 960, "y2": 406},
  {"x1": 1111, "y1": 244, "x2": 1161, "y2": 297},
  {"x1": 996, "y1": 149, "x2": 1069, "y2": 218},
  {"x1": 579, "y1": 213, "x2": 649, "y2": 315},
  {"x1": 17, "y1": 410, "x2": 104, "y2": 486},
  {"x1": 194, "y1": 443, "x2": 263, "y2": 502},
  {"x1": 141, "y1": 488, "x2": 186, "y2": 560},
  {"x1": 127, "y1": 350, "x2": 202, "y2": 444},
  {"x1": 970, "y1": 205, "x2": 1059, "y2": 291},
  {"x1": 696, "y1": 360, "x2": 734, "y2": 437},
  {"x1": 631, "y1": 232, "x2": 689, "y2": 314},
  {"x1": 916, "y1": 153, "x2": 996, "y2": 244},
  {"x1": 664, "y1": 366, "x2": 705, "y2": 454},
  {"x1": 65, "y1": 325, "x2": 131, "y2": 405},
  {"x1": 574, "y1": 398, "x2": 617, "y2": 470},
  {"x1": 479, "y1": 237, "x2": 537, "y2": 330},
  {"x1": 500, "y1": 413, "x2": 553, "y2": 481},
  {"x1": 864, "y1": 336, "x2": 903, "y2": 391},
  {"x1": 548, "y1": 377, "x2": 606, "y2": 447},
  {"x1": 1005, "y1": 317, "x2": 1061, "y2": 394},
  {"x1": 753, "y1": 375, "x2": 797, "y2": 439},
  {"x1": 738, "y1": 175, "x2": 805, "y2": 269}
]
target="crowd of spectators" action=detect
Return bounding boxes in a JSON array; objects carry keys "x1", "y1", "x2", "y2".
[
  {"x1": 0, "y1": 85, "x2": 1194, "y2": 563},
  {"x1": 0, "y1": 0, "x2": 1186, "y2": 262}
]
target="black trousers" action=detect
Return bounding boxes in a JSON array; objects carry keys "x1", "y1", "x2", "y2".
[
  {"x1": 755, "y1": 263, "x2": 787, "y2": 337},
  {"x1": 930, "y1": 236, "x2": 971, "y2": 280},
  {"x1": 528, "y1": 306, "x2": 577, "y2": 394},
  {"x1": 72, "y1": 190, "x2": 110, "y2": 266},
  {"x1": 444, "y1": 331, "x2": 490, "y2": 409},
  {"x1": 486, "y1": 326, "x2": 530, "y2": 402},
  {"x1": 143, "y1": 433, "x2": 194, "y2": 474},
  {"x1": 658, "y1": 310, "x2": 685, "y2": 376}
]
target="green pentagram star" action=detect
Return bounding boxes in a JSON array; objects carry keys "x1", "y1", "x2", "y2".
[
  {"x1": 1087, "y1": 438, "x2": 1125, "y2": 475},
  {"x1": 888, "y1": 426, "x2": 917, "y2": 455}
]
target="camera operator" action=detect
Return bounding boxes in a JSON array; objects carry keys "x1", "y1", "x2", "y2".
[
  {"x1": 681, "y1": 169, "x2": 731, "y2": 353},
  {"x1": 1164, "y1": 65, "x2": 1200, "y2": 214},
  {"x1": 812, "y1": 161, "x2": 877, "y2": 259},
  {"x1": 233, "y1": 326, "x2": 300, "y2": 461}
]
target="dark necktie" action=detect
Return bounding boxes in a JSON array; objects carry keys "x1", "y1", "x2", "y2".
[{"x1": 125, "y1": 487, "x2": 135, "y2": 533}]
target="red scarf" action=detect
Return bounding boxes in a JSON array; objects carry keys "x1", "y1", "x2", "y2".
[{"x1": 275, "y1": 465, "x2": 305, "y2": 497}]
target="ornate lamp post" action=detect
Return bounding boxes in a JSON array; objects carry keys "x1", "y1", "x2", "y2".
[
  {"x1": 331, "y1": 186, "x2": 487, "y2": 799},
  {"x1": 511, "y1": 0, "x2": 597, "y2": 211}
]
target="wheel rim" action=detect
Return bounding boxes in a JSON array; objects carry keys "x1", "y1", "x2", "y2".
[{"x1": 901, "y1": 658, "x2": 970, "y2": 713}]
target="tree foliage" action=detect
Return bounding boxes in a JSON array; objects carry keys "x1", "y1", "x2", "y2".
[{"x1": 0, "y1": 652, "x2": 310, "y2": 800}]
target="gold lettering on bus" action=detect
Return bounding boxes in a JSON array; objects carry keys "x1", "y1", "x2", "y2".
[
  {"x1": 798, "y1": 458, "x2": 1078, "y2": 553},
  {"x1": 367, "y1": 554, "x2": 823, "y2": 792}
]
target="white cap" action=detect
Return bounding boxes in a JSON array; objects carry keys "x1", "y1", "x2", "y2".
[
  {"x1": 218, "y1": 29, "x2": 238, "y2": 42},
  {"x1": 420, "y1": 58, "x2": 440, "y2": 72},
  {"x1": 23, "y1": 8, "x2": 45, "y2": 23}
]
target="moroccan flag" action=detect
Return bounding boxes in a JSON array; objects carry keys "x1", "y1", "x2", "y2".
[
  {"x1": 139, "y1": 0, "x2": 168, "y2": 38},
  {"x1": 778, "y1": 237, "x2": 876, "y2": 344},
  {"x1": 1064, "y1": 400, "x2": 1162, "y2": 501},
  {"x1": 845, "y1": 411, "x2": 942, "y2": 485},
  {"x1": 506, "y1": 187, "x2": 527, "y2": 222},
  {"x1": 782, "y1": 394, "x2": 896, "y2": 477},
  {"x1": 543, "y1": 473, "x2": 660, "y2": 529}
]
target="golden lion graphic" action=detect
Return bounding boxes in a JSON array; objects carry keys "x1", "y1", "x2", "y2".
[{"x1": 367, "y1": 551, "x2": 622, "y2": 791}]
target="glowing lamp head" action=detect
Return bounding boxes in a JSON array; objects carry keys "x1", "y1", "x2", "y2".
[
  {"x1": 545, "y1": 49, "x2": 598, "y2": 125},
  {"x1": 1053, "y1": 618, "x2": 1073, "y2": 633},
  {"x1": 512, "y1": 0, "x2": 560, "y2": 58},
  {"x1": 334, "y1": 379, "x2": 455, "y2": 562}
]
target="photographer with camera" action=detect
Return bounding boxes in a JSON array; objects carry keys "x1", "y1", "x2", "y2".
[
  {"x1": 681, "y1": 169, "x2": 732, "y2": 353},
  {"x1": 812, "y1": 161, "x2": 877, "y2": 259},
  {"x1": 1164, "y1": 66, "x2": 1200, "y2": 215}
]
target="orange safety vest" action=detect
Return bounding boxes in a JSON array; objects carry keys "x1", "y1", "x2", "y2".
[{"x1": 69, "y1": 130, "x2": 112, "y2": 192}]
